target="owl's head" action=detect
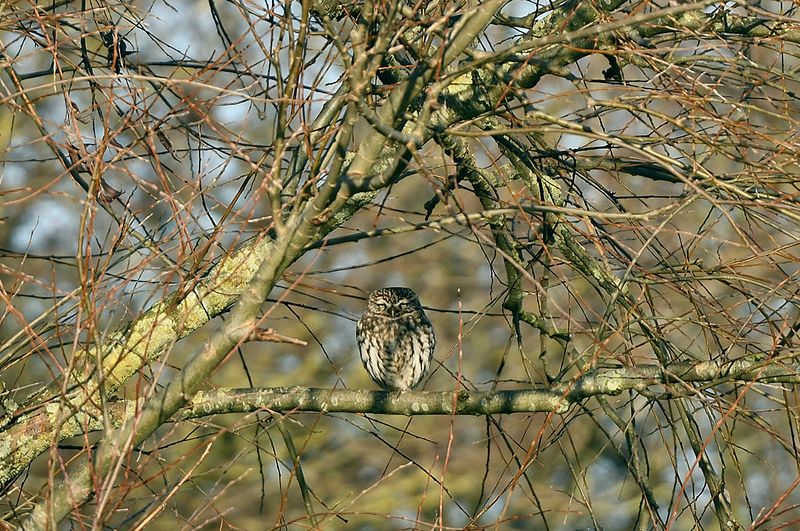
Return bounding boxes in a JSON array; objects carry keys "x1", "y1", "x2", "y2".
[{"x1": 365, "y1": 287, "x2": 423, "y2": 317}]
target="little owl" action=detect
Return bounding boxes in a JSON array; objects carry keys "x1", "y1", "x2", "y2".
[{"x1": 356, "y1": 287, "x2": 435, "y2": 391}]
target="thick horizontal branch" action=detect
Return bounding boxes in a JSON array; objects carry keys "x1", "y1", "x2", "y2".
[
  {"x1": 184, "y1": 386, "x2": 567, "y2": 416},
  {"x1": 181, "y1": 358, "x2": 800, "y2": 417}
]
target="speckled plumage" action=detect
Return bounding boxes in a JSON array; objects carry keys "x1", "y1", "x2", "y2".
[{"x1": 356, "y1": 287, "x2": 435, "y2": 391}]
